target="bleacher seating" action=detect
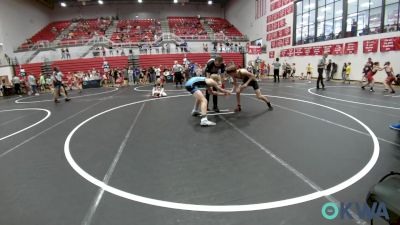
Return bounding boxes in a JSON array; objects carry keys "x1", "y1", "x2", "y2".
[
  {"x1": 167, "y1": 17, "x2": 208, "y2": 39},
  {"x1": 15, "y1": 56, "x2": 128, "y2": 78},
  {"x1": 60, "y1": 18, "x2": 111, "y2": 45},
  {"x1": 20, "y1": 21, "x2": 71, "y2": 49},
  {"x1": 204, "y1": 17, "x2": 243, "y2": 38},
  {"x1": 111, "y1": 19, "x2": 162, "y2": 43}
]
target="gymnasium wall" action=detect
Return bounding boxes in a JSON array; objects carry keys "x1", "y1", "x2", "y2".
[
  {"x1": 51, "y1": 3, "x2": 224, "y2": 21},
  {"x1": 225, "y1": 0, "x2": 267, "y2": 43},
  {"x1": 225, "y1": 0, "x2": 400, "y2": 83},
  {"x1": 0, "y1": 0, "x2": 51, "y2": 55}
]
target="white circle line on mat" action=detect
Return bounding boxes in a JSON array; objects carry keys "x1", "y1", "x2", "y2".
[
  {"x1": 308, "y1": 86, "x2": 400, "y2": 110},
  {"x1": 0, "y1": 108, "x2": 51, "y2": 141},
  {"x1": 64, "y1": 94, "x2": 379, "y2": 212},
  {"x1": 15, "y1": 88, "x2": 119, "y2": 104}
]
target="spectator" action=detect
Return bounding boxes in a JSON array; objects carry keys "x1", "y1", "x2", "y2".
[
  {"x1": 326, "y1": 59, "x2": 332, "y2": 81},
  {"x1": 273, "y1": 58, "x2": 281, "y2": 83},
  {"x1": 66, "y1": 48, "x2": 71, "y2": 59},
  {"x1": 28, "y1": 74, "x2": 38, "y2": 96},
  {"x1": 12, "y1": 75, "x2": 22, "y2": 96}
]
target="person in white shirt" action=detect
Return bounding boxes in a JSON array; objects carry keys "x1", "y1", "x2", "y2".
[
  {"x1": 52, "y1": 67, "x2": 70, "y2": 103},
  {"x1": 28, "y1": 74, "x2": 38, "y2": 95},
  {"x1": 155, "y1": 66, "x2": 161, "y2": 81},
  {"x1": 173, "y1": 61, "x2": 184, "y2": 88},
  {"x1": 12, "y1": 75, "x2": 22, "y2": 95}
]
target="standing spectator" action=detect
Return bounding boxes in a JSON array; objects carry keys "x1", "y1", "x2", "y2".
[
  {"x1": 326, "y1": 59, "x2": 332, "y2": 81},
  {"x1": 61, "y1": 48, "x2": 65, "y2": 59},
  {"x1": 316, "y1": 53, "x2": 327, "y2": 90},
  {"x1": 28, "y1": 74, "x2": 38, "y2": 96},
  {"x1": 12, "y1": 75, "x2": 22, "y2": 96},
  {"x1": 195, "y1": 64, "x2": 203, "y2": 77},
  {"x1": 52, "y1": 67, "x2": 70, "y2": 103},
  {"x1": 39, "y1": 73, "x2": 46, "y2": 93},
  {"x1": 102, "y1": 47, "x2": 106, "y2": 56},
  {"x1": 290, "y1": 63, "x2": 296, "y2": 78},
  {"x1": 273, "y1": 58, "x2": 281, "y2": 83},
  {"x1": 0, "y1": 78, "x2": 6, "y2": 96},
  {"x1": 247, "y1": 61, "x2": 254, "y2": 73},
  {"x1": 306, "y1": 63, "x2": 313, "y2": 80},
  {"x1": 260, "y1": 60, "x2": 265, "y2": 78},
  {"x1": 331, "y1": 62, "x2": 338, "y2": 79},
  {"x1": 109, "y1": 46, "x2": 114, "y2": 56},
  {"x1": 282, "y1": 61, "x2": 287, "y2": 79},
  {"x1": 173, "y1": 61, "x2": 184, "y2": 88},
  {"x1": 66, "y1": 48, "x2": 71, "y2": 59},
  {"x1": 345, "y1": 62, "x2": 351, "y2": 84},
  {"x1": 342, "y1": 63, "x2": 348, "y2": 83},
  {"x1": 133, "y1": 67, "x2": 141, "y2": 84},
  {"x1": 155, "y1": 65, "x2": 161, "y2": 81}
]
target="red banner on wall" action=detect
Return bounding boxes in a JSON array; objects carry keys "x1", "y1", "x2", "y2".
[
  {"x1": 280, "y1": 49, "x2": 288, "y2": 57},
  {"x1": 303, "y1": 47, "x2": 312, "y2": 56},
  {"x1": 331, "y1": 44, "x2": 344, "y2": 55},
  {"x1": 248, "y1": 46, "x2": 262, "y2": 54},
  {"x1": 380, "y1": 37, "x2": 400, "y2": 52},
  {"x1": 271, "y1": 37, "x2": 291, "y2": 49},
  {"x1": 267, "y1": 4, "x2": 294, "y2": 23},
  {"x1": 267, "y1": 18, "x2": 286, "y2": 32},
  {"x1": 344, "y1": 42, "x2": 358, "y2": 54},
  {"x1": 287, "y1": 48, "x2": 294, "y2": 57},
  {"x1": 267, "y1": 27, "x2": 291, "y2": 41},
  {"x1": 269, "y1": 51, "x2": 275, "y2": 58},
  {"x1": 311, "y1": 46, "x2": 324, "y2": 55},
  {"x1": 271, "y1": 0, "x2": 294, "y2": 11},
  {"x1": 363, "y1": 39, "x2": 379, "y2": 53},
  {"x1": 295, "y1": 47, "x2": 304, "y2": 56}
]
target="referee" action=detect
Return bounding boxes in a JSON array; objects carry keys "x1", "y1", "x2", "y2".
[{"x1": 205, "y1": 56, "x2": 225, "y2": 112}]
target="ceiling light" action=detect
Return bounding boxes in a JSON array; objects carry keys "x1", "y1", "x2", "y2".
[
  {"x1": 138, "y1": 0, "x2": 142, "y2": 3},
  {"x1": 60, "y1": 2, "x2": 67, "y2": 7},
  {"x1": 174, "y1": 0, "x2": 178, "y2": 3},
  {"x1": 208, "y1": 0, "x2": 213, "y2": 5},
  {"x1": 98, "y1": 0, "x2": 103, "y2": 4}
]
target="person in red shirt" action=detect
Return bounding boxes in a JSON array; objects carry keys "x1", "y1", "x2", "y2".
[{"x1": 260, "y1": 60, "x2": 265, "y2": 78}]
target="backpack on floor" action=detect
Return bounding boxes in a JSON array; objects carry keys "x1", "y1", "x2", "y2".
[{"x1": 366, "y1": 171, "x2": 400, "y2": 225}]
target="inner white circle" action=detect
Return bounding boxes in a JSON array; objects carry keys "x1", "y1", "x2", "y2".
[
  {"x1": 64, "y1": 94, "x2": 379, "y2": 212},
  {"x1": 15, "y1": 88, "x2": 118, "y2": 104},
  {"x1": 0, "y1": 108, "x2": 51, "y2": 141}
]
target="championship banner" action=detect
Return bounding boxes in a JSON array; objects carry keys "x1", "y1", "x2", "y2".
[
  {"x1": 380, "y1": 37, "x2": 400, "y2": 52},
  {"x1": 248, "y1": 46, "x2": 262, "y2": 54},
  {"x1": 363, "y1": 39, "x2": 378, "y2": 53},
  {"x1": 344, "y1": 42, "x2": 358, "y2": 54}
]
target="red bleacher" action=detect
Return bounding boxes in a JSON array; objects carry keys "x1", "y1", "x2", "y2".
[
  {"x1": 15, "y1": 56, "x2": 128, "y2": 78},
  {"x1": 20, "y1": 21, "x2": 71, "y2": 48},
  {"x1": 204, "y1": 17, "x2": 243, "y2": 38},
  {"x1": 15, "y1": 54, "x2": 243, "y2": 77},
  {"x1": 61, "y1": 18, "x2": 111, "y2": 44},
  {"x1": 112, "y1": 19, "x2": 161, "y2": 43},
  {"x1": 167, "y1": 17, "x2": 208, "y2": 39}
]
